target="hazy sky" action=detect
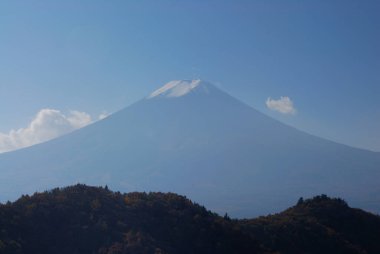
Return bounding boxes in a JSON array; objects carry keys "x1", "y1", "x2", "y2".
[{"x1": 0, "y1": 0, "x2": 379, "y2": 151}]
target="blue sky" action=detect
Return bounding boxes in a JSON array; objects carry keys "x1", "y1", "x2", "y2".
[{"x1": 0, "y1": 0, "x2": 379, "y2": 151}]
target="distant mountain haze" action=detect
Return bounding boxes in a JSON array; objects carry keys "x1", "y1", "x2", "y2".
[{"x1": 0, "y1": 80, "x2": 379, "y2": 217}]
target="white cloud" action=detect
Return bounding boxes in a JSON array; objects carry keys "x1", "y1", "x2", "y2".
[
  {"x1": 0, "y1": 109, "x2": 93, "y2": 153},
  {"x1": 266, "y1": 96, "x2": 296, "y2": 115},
  {"x1": 98, "y1": 111, "x2": 109, "y2": 120},
  {"x1": 67, "y1": 110, "x2": 92, "y2": 128}
]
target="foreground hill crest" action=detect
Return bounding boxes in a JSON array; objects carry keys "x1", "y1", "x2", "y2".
[{"x1": 1, "y1": 184, "x2": 380, "y2": 254}]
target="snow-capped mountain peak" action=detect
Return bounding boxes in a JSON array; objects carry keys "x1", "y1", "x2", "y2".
[
  {"x1": 1, "y1": 79, "x2": 380, "y2": 218},
  {"x1": 147, "y1": 79, "x2": 208, "y2": 99}
]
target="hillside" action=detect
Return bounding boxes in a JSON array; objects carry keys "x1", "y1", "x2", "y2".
[
  {"x1": 241, "y1": 195, "x2": 380, "y2": 253},
  {"x1": 0, "y1": 184, "x2": 265, "y2": 254},
  {"x1": 1, "y1": 185, "x2": 380, "y2": 254}
]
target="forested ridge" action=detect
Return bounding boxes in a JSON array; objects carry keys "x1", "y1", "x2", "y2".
[{"x1": 1, "y1": 184, "x2": 379, "y2": 254}]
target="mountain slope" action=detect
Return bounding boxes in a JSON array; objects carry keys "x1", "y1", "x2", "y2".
[
  {"x1": 0, "y1": 80, "x2": 379, "y2": 217},
  {"x1": 1, "y1": 185, "x2": 380, "y2": 254}
]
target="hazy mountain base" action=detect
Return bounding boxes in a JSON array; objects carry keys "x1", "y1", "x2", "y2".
[{"x1": 1, "y1": 184, "x2": 380, "y2": 254}]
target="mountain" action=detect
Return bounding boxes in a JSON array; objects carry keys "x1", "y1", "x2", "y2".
[
  {"x1": 0, "y1": 80, "x2": 380, "y2": 217},
  {"x1": 1, "y1": 184, "x2": 380, "y2": 254}
]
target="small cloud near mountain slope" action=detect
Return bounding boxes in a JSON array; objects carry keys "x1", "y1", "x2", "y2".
[{"x1": 266, "y1": 96, "x2": 296, "y2": 115}]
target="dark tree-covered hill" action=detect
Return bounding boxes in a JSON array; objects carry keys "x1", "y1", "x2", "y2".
[
  {"x1": 1, "y1": 185, "x2": 380, "y2": 254},
  {"x1": 0, "y1": 184, "x2": 266, "y2": 254},
  {"x1": 241, "y1": 195, "x2": 380, "y2": 254}
]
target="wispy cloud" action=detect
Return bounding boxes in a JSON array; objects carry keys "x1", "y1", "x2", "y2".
[
  {"x1": 266, "y1": 96, "x2": 296, "y2": 115},
  {"x1": 0, "y1": 109, "x2": 104, "y2": 153},
  {"x1": 98, "y1": 111, "x2": 109, "y2": 120}
]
